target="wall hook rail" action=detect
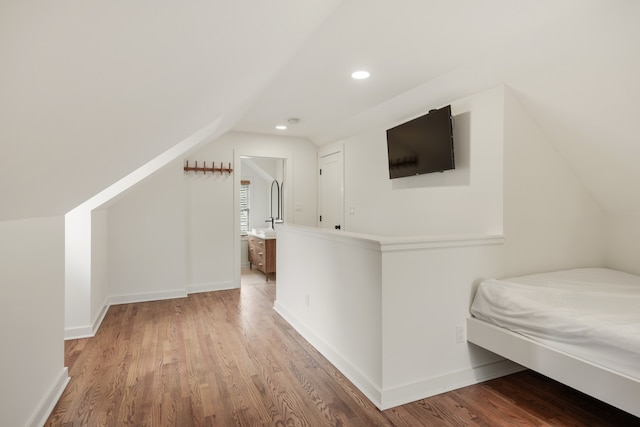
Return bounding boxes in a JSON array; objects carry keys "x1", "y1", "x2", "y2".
[{"x1": 184, "y1": 160, "x2": 233, "y2": 175}]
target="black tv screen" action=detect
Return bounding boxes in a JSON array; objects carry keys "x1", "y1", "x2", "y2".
[{"x1": 386, "y1": 105, "x2": 455, "y2": 179}]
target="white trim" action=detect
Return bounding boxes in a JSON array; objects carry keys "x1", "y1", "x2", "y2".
[
  {"x1": 378, "y1": 234, "x2": 504, "y2": 252},
  {"x1": 281, "y1": 224, "x2": 381, "y2": 251},
  {"x1": 109, "y1": 289, "x2": 187, "y2": 306},
  {"x1": 65, "y1": 325, "x2": 95, "y2": 340},
  {"x1": 273, "y1": 300, "x2": 382, "y2": 407},
  {"x1": 65, "y1": 285, "x2": 239, "y2": 339},
  {"x1": 187, "y1": 281, "x2": 237, "y2": 294},
  {"x1": 279, "y1": 224, "x2": 504, "y2": 253},
  {"x1": 91, "y1": 302, "x2": 109, "y2": 334},
  {"x1": 274, "y1": 298, "x2": 523, "y2": 410},
  {"x1": 379, "y1": 360, "x2": 523, "y2": 410},
  {"x1": 65, "y1": 302, "x2": 110, "y2": 339},
  {"x1": 26, "y1": 367, "x2": 70, "y2": 427},
  {"x1": 70, "y1": 117, "x2": 223, "y2": 212},
  {"x1": 318, "y1": 141, "x2": 344, "y2": 160},
  {"x1": 467, "y1": 317, "x2": 640, "y2": 418}
]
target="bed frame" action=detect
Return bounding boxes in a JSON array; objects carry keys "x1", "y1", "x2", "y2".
[{"x1": 467, "y1": 317, "x2": 640, "y2": 418}]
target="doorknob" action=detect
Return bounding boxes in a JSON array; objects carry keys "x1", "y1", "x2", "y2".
[{"x1": 335, "y1": 225, "x2": 341, "y2": 230}]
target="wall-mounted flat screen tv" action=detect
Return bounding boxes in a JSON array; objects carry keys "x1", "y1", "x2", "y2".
[{"x1": 386, "y1": 105, "x2": 454, "y2": 179}]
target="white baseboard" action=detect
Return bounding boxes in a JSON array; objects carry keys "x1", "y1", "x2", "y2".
[
  {"x1": 65, "y1": 284, "x2": 239, "y2": 340},
  {"x1": 27, "y1": 367, "x2": 70, "y2": 427},
  {"x1": 109, "y1": 289, "x2": 188, "y2": 305},
  {"x1": 64, "y1": 325, "x2": 94, "y2": 340},
  {"x1": 91, "y1": 302, "x2": 109, "y2": 335},
  {"x1": 273, "y1": 300, "x2": 383, "y2": 406},
  {"x1": 188, "y1": 281, "x2": 237, "y2": 294},
  {"x1": 378, "y1": 359, "x2": 524, "y2": 410},
  {"x1": 274, "y1": 299, "x2": 524, "y2": 411},
  {"x1": 65, "y1": 301, "x2": 111, "y2": 340},
  {"x1": 66, "y1": 290, "x2": 187, "y2": 339}
]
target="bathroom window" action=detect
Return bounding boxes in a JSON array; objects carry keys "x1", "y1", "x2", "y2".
[{"x1": 240, "y1": 180, "x2": 251, "y2": 236}]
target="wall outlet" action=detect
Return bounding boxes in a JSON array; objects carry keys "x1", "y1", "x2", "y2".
[{"x1": 456, "y1": 325, "x2": 466, "y2": 343}]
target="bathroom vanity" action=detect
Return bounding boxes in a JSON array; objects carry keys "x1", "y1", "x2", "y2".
[{"x1": 248, "y1": 230, "x2": 276, "y2": 281}]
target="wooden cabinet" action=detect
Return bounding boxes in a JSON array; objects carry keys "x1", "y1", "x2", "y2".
[{"x1": 248, "y1": 235, "x2": 276, "y2": 281}]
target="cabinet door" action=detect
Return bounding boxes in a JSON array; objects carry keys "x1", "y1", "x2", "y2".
[
  {"x1": 264, "y1": 239, "x2": 276, "y2": 274},
  {"x1": 248, "y1": 238, "x2": 255, "y2": 264}
]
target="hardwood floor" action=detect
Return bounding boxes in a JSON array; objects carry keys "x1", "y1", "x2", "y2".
[{"x1": 46, "y1": 270, "x2": 640, "y2": 426}]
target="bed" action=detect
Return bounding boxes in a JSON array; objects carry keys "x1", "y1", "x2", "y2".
[{"x1": 467, "y1": 268, "x2": 640, "y2": 418}]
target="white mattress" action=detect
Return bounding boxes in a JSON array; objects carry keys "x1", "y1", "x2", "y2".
[{"x1": 470, "y1": 268, "x2": 640, "y2": 379}]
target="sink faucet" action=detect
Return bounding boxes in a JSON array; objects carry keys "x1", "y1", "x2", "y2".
[
  {"x1": 265, "y1": 217, "x2": 283, "y2": 229},
  {"x1": 265, "y1": 217, "x2": 275, "y2": 229}
]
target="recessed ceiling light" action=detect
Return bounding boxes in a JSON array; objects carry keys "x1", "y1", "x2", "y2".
[
  {"x1": 275, "y1": 125, "x2": 287, "y2": 130},
  {"x1": 351, "y1": 70, "x2": 370, "y2": 80}
]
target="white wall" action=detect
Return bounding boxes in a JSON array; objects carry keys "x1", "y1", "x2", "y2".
[
  {"x1": 193, "y1": 132, "x2": 318, "y2": 289},
  {"x1": 108, "y1": 161, "x2": 188, "y2": 301},
  {"x1": 240, "y1": 238, "x2": 250, "y2": 268},
  {"x1": 104, "y1": 132, "x2": 317, "y2": 301},
  {"x1": 274, "y1": 85, "x2": 606, "y2": 409},
  {"x1": 185, "y1": 162, "x2": 236, "y2": 291},
  {"x1": 344, "y1": 87, "x2": 503, "y2": 236},
  {"x1": 342, "y1": 84, "x2": 604, "y2": 269},
  {"x1": 380, "y1": 87, "x2": 604, "y2": 405},
  {"x1": 64, "y1": 118, "x2": 224, "y2": 337},
  {"x1": 91, "y1": 209, "x2": 109, "y2": 326},
  {"x1": 379, "y1": 241, "x2": 508, "y2": 409},
  {"x1": 275, "y1": 226, "x2": 383, "y2": 403},
  {"x1": 501, "y1": 87, "x2": 605, "y2": 276},
  {"x1": 0, "y1": 216, "x2": 68, "y2": 427},
  {"x1": 222, "y1": 132, "x2": 318, "y2": 227},
  {"x1": 64, "y1": 209, "x2": 92, "y2": 336},
  {"x1": 605, "y1": 212, "x2": 640, "y2": 276},
  {"x1": 250, "y1": 173, "x2": 270, "y2": 228},
  {"x1": 241, "y1": 159, "x2": 271, "y2": 231}
]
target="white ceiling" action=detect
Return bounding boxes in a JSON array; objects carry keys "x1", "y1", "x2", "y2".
[
  {"x1": 235, "y1": 0, "x2": 587, "y2": 140},
  {"x1": 236, "y1": 0, "x2": 640, "y2": 214},
  {"x1": 0, "y1": 0, "x2": 342, "y2": 220},
  {"x1": 2, "y1": 0, "x2": 639, "y2": 220}
]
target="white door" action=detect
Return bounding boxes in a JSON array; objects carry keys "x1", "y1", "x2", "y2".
[{"x1": 318, "y1": 150, "x2": 344, "y2": 231}]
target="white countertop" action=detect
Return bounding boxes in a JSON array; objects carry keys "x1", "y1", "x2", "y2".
[{"x1": 248, "y1": 229, "x2": 276, "y2": 240}]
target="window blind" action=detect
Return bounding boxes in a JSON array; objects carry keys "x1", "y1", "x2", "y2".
[{"x1": 240, "y1": 180, "x2": 250, "y2": 236}]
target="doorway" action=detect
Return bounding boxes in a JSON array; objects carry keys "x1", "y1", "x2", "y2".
[
  {"x1": 236, "y1": 155, "x2": 287, "y2": 288},
  {"x1": 318, "y1": 148, "x2": 344, "y2": 231}
]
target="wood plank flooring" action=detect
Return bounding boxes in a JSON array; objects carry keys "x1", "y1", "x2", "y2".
[{"x1": 46, "y1": 270, "x2": 640, "y2": 426}]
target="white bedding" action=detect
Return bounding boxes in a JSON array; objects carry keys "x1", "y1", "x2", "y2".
[{"x1": 470, "y1": 268, "x2": 640, "y2": 379}]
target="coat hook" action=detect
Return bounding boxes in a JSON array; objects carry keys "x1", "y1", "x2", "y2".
[{"x1": 183, "y1": 159, "x2": 233, "y2": 175}]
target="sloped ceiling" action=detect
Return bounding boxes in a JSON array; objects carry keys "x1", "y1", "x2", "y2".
[
  {"x1": 2, "y1": 0, "x2": 639, "y2": 220},
  {"x1": 0, "y1": 0, "x2": 342, "y2": 220},
  {"x1": 235, "y1": 0, "x2": 640, "y2": 215}
]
